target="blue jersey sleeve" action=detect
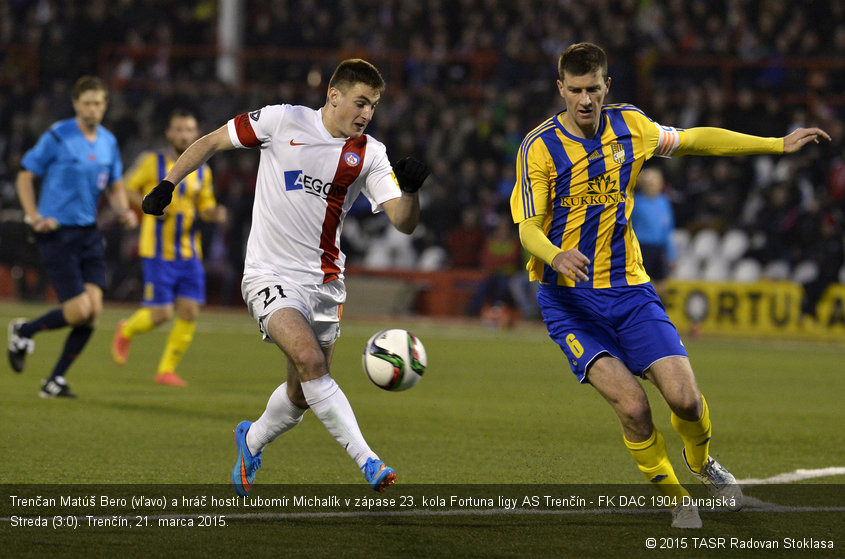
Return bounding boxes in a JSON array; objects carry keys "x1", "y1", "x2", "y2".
[{"x1": 21, "y1": 129, "x2": 60, "y2": 177}]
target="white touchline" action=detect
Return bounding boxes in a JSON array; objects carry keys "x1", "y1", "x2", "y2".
[{"x1": 736, "y1": 466, "x2": 845, "y2": 485}]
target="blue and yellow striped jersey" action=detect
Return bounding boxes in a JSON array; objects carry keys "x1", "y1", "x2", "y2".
[
  {"x1": 510, "y1": 104, "x2": 682, "y2": 288},
  {"x1": 126, "y1": 151, "x2": 216, "y2": 261}
]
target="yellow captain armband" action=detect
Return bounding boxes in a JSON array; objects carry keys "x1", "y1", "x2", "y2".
[{"x1": 518, "y1": 216, "x2": 564, "y2": 265}]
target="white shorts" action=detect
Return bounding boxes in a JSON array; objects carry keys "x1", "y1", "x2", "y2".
[{"x1": 241, "y1": 273, "x2": 346, "y2": 347}]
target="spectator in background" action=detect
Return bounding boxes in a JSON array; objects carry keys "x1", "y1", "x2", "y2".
[
  {"x1": 468, "y1": 217, "x2": 522, "y2": 318},
  {"x1": 509, "y1": 247, "x2": 541, "y2": 320},
  {"x1": 631, "y1": 167, "x2": 676, "y2": 297},
  {"x1": 0, "y1": 0, "x2": 841, "y2": 310},
  {"x1": 446, "y1": 206, "x2": 485, "y2": 268},
  {"x1": 747, "y1": 182, "x2": 798, "y2": 264},
  {"x1": 800, "y1": 211, "x2": 844, "y2": 318}
]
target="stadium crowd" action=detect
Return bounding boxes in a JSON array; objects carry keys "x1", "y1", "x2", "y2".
[{"x1": 1, "y1": 0, "x2": 843, "y2": 312}]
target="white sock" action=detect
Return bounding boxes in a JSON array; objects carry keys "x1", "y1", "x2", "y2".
[
  {"x1": 246, "y1": 382, "x2": 306, "y2": 455},
  {"x1": 301, "y1": 375, "x2": 376, "y2": 469}
]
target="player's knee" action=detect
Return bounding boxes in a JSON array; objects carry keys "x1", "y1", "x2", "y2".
[
  {"x1": 89, "y1": 298, "x2": 103, "y2": 322},
  {"x1": 175, "y1": 301, "x2": 199, "y2": 322},
  {"x1": 292, "y1": 351, "x2": 328, "y2": 381},
  {"x1": 150, "y1": 306, "x2": 174, "y2": 324},
  {"x1": 286, "y1": 384, "x2": 309, "y2": 409},
  {"x1": 290, "y1": 394, "x2": 309, "y2": 409},
  {"x1": 65, "y1": 297, "x2": 96, "y2": 325},
  {"x1": 671, "y1": 391, "x2": 703, "y2": 421},
  {"x1": 619, "y1": 397, "x2": 652, "y2": 433}
]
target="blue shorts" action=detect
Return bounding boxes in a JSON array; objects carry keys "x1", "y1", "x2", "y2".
[
  {"x1": 537, "y1": 283, "x2": 687, "y2": 383},
  {"x1": 142, "y1": 257, "x2": 206, "y2": 306},
  {"x1": 36, "y1": 226, "x2": 105, "y2": 302}
]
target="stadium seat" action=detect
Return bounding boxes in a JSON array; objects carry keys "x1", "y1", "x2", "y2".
[
  {"x1": 762, "y1": 260, "x2": 790, "y2": 280},
  {"x1": 732, "y1": 258, "x2": 762, "y2": 282},
  {"x1": 418, "y1": 246, "x2": 448, "y2": 271},
  {"x1": 792, "y1": 260, "x2": 819, "y2": 284},
  {"x1": 703, "y1": 256, "x2": 730, "y2": 281},
  {"x1": 671, "y1": 228, "x2": 691, "y2": 256},
  {"x1": 720, "y1": 229, "x2": 749, "y2": 262},
  {"x1": 674, "y1": 254, "x2": 700, "y2": 279},
  {"x1": 363, "y1": 228, "x2": 417, "y2": 269},
  {"x1": 690, "y1": 228, "x2": 720, "y2": 261}
]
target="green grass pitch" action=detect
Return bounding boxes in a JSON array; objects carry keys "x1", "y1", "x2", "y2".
[{"x1": 1, "y1": 301, "x2": 843, "y2": 558}]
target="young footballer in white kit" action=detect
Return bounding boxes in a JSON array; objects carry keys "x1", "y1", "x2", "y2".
[{"x1": 142, "y1": 59, "x2": 429, "y2": 495}]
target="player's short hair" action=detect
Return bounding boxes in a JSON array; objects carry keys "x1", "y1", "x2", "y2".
[
  {"x1": 328, "y1": 59, "x2": 386, "y2": 94},
  {"x1": 558, "y1": 43, "x2": 608, "y2": 81},
  {"x1": 72, "y1": 76, "x2": 108, "y2": 100},
  {"x1": 168, "y1": 108, "x2": 197, "y2": 124}
]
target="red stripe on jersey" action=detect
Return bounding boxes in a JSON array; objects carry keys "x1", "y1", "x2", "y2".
[
  {"x1": 234, "y1": 113, "x2": 261, "y2": 148},
  {"x1": 319, "y1": 136, "x2": 367, "y2": 283}
]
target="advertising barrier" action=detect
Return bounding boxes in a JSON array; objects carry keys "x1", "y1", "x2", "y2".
[{"x1": 663, "y1": 280, "x2": 845, "y2": 339}]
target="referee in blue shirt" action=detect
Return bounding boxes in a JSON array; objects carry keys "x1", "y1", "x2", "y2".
[{"x1": 9, "y1": 76, "x2": 137, "y2": 398}]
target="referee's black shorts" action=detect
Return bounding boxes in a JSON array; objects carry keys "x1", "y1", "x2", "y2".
[
  {"x1": 36, "y1": 225, "x2": 106, "y2": 301},
  {"x1": 639, "y1": 243, "x2": 670, "y2": 282}
]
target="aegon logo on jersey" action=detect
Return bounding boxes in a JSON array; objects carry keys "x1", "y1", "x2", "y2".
[{"x1": 284, "y1": 170, "x2": 336, "y2": 198}]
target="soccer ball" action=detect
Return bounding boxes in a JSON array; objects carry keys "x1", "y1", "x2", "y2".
[{"x1": 362, "y1": 329, "x2": 427, "y2": 391}]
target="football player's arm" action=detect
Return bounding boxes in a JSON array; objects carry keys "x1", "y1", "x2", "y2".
[
  {"x1": 381, "y1": 157, "x2": 429, "y2": 235},
  {"x1": 675, "y1": 127, "x2": 829, "y2": 157},
  {"x1": 197, "y1": 169, "x2": 227, "y2": 224},
  {"x1": 16, "y1": 169, "x2": 58, "y2": 232},
  {"x1": 512, "y1": 140, "x2": 589, "y2": 282},
  {"x1": 106, "y1": 178, "x2": 137, "y2": 228},
  {"x1": 381, "y1": 193, "x2": 419, "y2": 235},
  {"x1": 126, "y1": 188, "x2": 143, "y2": 209},
  {"x1": 17, "y1": 132, "x2": 60, "y2": 232},
  {"x1": 163, "y1": 126, "x2": 234, "y2": 185},
  {"x1": 144, "y1": 126, "x2": 234, "y2": 216},
  {"x1": 124, "y1": 154, "x2": 153, "y2": 210},
  {"x1": 199, "y1": 205, "x2": 228, "y2": 223},
  {"x1": 518, "y1": 217, "x2": 589, "y2": 282}
]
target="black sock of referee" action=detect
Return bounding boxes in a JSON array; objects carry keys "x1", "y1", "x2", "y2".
[
  {"x1": 18, "y1": 308, "x2": 67, "y2": 338},
  {"x1": 49, "y1": 325, "x2": 93, "y2": 380}
]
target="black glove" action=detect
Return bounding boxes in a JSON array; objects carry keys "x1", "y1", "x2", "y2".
[
  {"x1": 142, "y1": 180, "x2": 175, "y2": 216},
  {"x1": 394, "y1": 157, "x2": 429, "y2": 194}
]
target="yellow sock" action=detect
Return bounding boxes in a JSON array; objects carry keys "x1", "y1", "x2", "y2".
[
  {"x1": 670, "y1": 394, "x2": 711, "y2": 473},
  {"x1": 157, "y1": 318, "x2": 196, "y2": 374},
  {"x1": 624, "y1": 428, "x2": 690, "y2": 503},
  {"x1": 122, "y1": 308, "x2": 156, "y2": 339}
]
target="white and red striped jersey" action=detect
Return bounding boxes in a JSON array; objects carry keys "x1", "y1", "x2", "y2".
[{"x1": 227, "y1": 104, "x2": 402, "y2": 284}]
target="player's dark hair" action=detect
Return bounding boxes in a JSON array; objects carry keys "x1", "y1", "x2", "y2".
[
  {"x1": 72, "y1": 76, "x2": 107, "y2": 100},
  {"x1": 329, "y1": 59, "x2": 386, "y2": 94},
  {"x1": 168, "y1": 108, "x2": 197, "y2": 124},
  {"x1": 558, "y1": 43, "x2": 608, "y2": 80}
]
